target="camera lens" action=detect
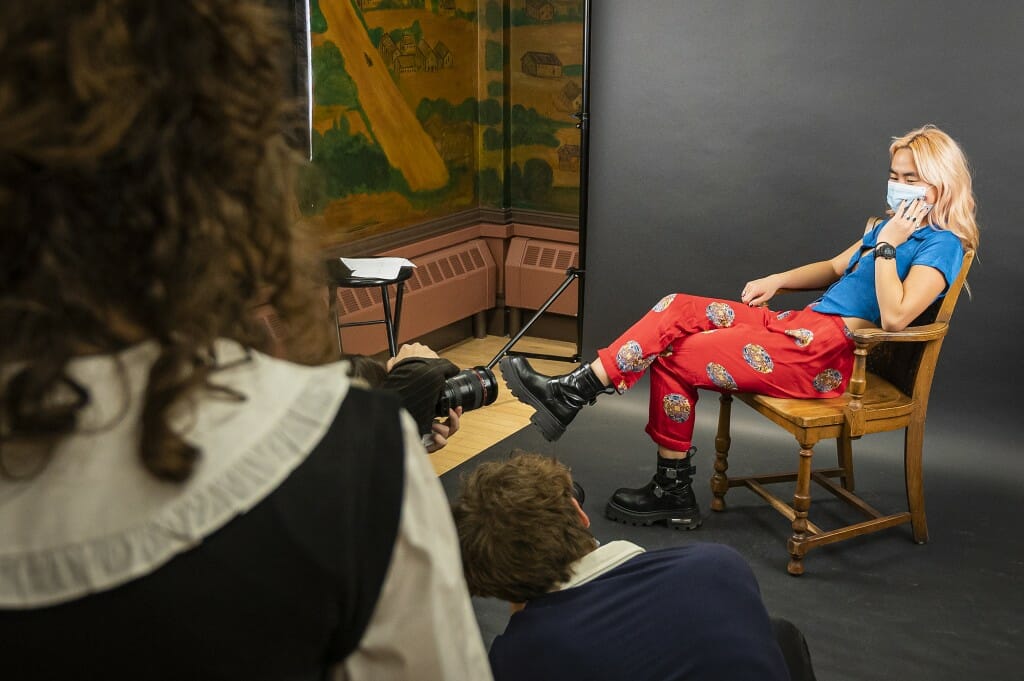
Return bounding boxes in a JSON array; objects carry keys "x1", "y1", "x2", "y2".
[{"x1": 435, "y1": 366, "x2": 499, "y2": 417}]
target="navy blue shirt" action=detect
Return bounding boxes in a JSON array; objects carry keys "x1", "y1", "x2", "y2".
[
  {"x1": 488, "y1": 543, "x2": 789, "y2": 681},
  {"x1": 812, "y1": 221, "x2": 964, "y2": 325}
]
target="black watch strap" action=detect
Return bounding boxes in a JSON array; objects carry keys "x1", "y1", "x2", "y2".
[{"x1": 874, "y1": 242, "x2": 897, "y2": 260}]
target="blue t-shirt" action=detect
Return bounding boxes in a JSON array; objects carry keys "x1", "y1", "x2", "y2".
[
  {"x1": 488, "y1": 543, "x2": 789, "y2": 681},
  {"x1": 812, "y1": 220, "x2": 964, "y2": 325}
]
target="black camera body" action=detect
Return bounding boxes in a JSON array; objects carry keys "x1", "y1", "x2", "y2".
[{"x1": 435, "y1": 366, "x2": 499, "y2": 417}]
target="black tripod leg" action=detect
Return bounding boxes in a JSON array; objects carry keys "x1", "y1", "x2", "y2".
[{"x1": 486, "y1": 269, "x2": 582, "y2": 370}]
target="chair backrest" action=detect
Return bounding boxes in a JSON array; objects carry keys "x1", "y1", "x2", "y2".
[{"x1": 866, "y1": 248, "x2": 975, "y2": 399}]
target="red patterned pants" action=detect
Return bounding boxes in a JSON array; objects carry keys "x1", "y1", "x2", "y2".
[{"x1": 596, "y1": 294, "x2": 855, "y2": 451}]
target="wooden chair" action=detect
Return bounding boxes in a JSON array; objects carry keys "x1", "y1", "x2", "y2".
[{"x1": 709, "y1": 234, "x2": 975, "y2": 575}]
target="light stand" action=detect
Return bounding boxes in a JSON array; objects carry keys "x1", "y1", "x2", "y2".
[{"x1": 486, "y1": 0, "x2": 592, "y2": 371}]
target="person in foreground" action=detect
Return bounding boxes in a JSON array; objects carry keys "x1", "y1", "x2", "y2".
[
  {"x1": 452, "y1": 452, "x2": 808, "y2": 681},
  {"x1": 500, "y1": 125, "x2": 978, "y2": 529},
  {"x1": 0, "y1": 2, "x2": 490, "y2": 679}
]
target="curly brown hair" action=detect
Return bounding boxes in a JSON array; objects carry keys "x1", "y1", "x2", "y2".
[
  {"x1": 451, "y1": 451, "x2": 597, "y2": 603},
  {"x1": 0, "y1": 0, "x2": 332, "y2": 481}
]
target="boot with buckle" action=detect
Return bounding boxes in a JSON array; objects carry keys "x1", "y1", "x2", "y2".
[
  {"x1": 605, "y1": 449, "x2": 701, "y2": 529},
  {"x1": 498, "y1": 355, "x2": 612, "y2": 441}
]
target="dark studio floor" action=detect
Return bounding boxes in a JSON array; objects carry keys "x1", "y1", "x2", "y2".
[{"x1": 440, "y1": 390, "x2": 1023, "y2": 681}]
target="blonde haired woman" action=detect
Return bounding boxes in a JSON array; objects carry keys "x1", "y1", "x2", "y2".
[{"x1": 501, "y1": 124, "x2": 977, "y2": 529}]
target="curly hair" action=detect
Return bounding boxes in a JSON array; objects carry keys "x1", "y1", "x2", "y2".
[
  {"x1": 451, "y1": 451, "x2": 597, "y2": 603},
  {"x1": 0, "y1": 0, "x2": 332, "y2": 481}
]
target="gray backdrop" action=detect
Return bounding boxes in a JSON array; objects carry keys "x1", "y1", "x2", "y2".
[{"x1": 582, "y1": 1, "x2": 1024, "y2": 423}]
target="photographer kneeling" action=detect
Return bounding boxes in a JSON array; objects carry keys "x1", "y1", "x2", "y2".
[{"x1": 452, "y1": 452, "x2": 815, "y2": 681}]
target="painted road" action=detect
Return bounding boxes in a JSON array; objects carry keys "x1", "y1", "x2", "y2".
[{"x1": 320, "y1": 1, "x2": 449, "y2": 192}]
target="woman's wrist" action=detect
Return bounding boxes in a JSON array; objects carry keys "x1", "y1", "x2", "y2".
[{"x1": 874, "y1": 242, "x2": 897, "y2": 260}]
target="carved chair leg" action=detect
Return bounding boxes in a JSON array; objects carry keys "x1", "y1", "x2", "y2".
[
  {"x1": 787, "y1": 443, "x2": 815, "y2": 576},
  {"x1": 836, "y1": 434, "x2": 855, "y2": 491},
  {"x1": 710, "y1": 394, "x2": 733, "y2": 512},
  {"x1": 904, "y1": 423, "x2": 929, "y2": 544}
]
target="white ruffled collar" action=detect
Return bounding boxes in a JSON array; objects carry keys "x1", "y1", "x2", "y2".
[{"x1": 0, "y1": 340, "x2": 352, "y2": 608}]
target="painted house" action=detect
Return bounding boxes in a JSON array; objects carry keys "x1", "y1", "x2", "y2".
[
  {"x1": 558, "y1": 144, "x2": 581, "y2": 172},
  {"x1": 525, "y1": 0, "x2": 555, "y2": 22},
  {"x1": 394, "y1": 53, "x2": 417, "y2": 74},
  {"x1": 521, "y1": 51, "x2": 562, "y2": 78},
  {"x1": 398, "y1": 33, "x2": 417, "y2": 56},
  {"x1": 434, "y1": 41, "x2": 453, "y2": 68},
  {"x1": 439, "y1": 0, "x2": 456, "y2": 16},
  {"x1": 555, "y1": 80, "x2": 582, "y2": 112},
  {"x1": 552, "y1": 0, "x2": 583, "y2": 17},
  {"x1": 424, "y1": 118, "x2": 473, "y2": 166},
  {"x1": 378, "y1": 33, "x2": 397, "y2": 64},
  {"x1": 417, "y1": 39, "x2": 438, "y2": 72}
]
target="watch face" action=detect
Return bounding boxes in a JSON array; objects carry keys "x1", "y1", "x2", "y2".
[{"x1": 875, "y1": 243, "x2": 896, "y2": 259}]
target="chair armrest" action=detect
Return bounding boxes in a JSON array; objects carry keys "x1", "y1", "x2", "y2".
[
  {"x1": 842, "y1": 321, "x2": 947, "y2": 438},
  {"x1": 849, "y1": 322, "x2": 948, "y2": 345}
]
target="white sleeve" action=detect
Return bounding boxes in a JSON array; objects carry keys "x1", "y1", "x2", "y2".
[{"x1": 333, "y1": 411, "x2": 493, "y2": 681}]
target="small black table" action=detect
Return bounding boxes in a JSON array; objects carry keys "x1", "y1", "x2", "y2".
[{"x1": 325, "y1": 259, "x2": 415, "y2": 358}]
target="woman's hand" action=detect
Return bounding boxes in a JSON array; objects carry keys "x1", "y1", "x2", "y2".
[
  {"x1": 878, "y1": 198, "x2": 930, "y2": 248},
  {"x1": 425, "y1": 407, "x2": 462, "y2": 453},
  {"x1": 741, "y1": 274, "x2": 783, "y2": 307}
]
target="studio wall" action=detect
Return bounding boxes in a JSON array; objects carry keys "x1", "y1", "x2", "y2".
[{"x1": 582, "y1": 1, "x2": 1024, "y2": 419}]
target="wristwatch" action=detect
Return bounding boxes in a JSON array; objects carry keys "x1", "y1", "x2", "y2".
[{"x1": 874, "y1": 242, "x2": 897, "y2": 260}]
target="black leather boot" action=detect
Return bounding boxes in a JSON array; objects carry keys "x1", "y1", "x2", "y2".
[
  {"x1": 605, "y1": 449, "x2": 701, "y2": 530},
  {"x1": 498, "y1": 356, "x2": 612, "y2": 441}
]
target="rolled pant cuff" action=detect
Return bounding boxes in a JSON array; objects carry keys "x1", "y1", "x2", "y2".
[{"x1": 646, "y1": 424, "x2": 693, "y2": 454}]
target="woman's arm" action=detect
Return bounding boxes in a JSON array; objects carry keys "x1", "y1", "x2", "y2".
[
  {"x1": 741, "y1": 240, "x2": 860, "y2": 307},
  {"x1": 874, "y1": 262, "x2": 947, "y2": 331},
  {"x1": 874, "y1": 200, "x2": 949, "y2": 331}
]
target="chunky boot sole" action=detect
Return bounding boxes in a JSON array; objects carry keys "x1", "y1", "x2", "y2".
[
  {"x1": 498, "y1": 356, "x2": 567, "y2": 441},
  {"x1": 604, "y1": 500, "x2": 703, "y2": 530}
]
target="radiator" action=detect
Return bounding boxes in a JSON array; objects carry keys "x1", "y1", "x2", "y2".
[{"x1": 504, "y1": 237, "x2": 579, "y2": 316}]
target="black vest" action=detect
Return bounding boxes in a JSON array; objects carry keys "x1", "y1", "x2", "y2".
[{"x1": 0, "y1": 387, "x2": 405, "y2": 681}]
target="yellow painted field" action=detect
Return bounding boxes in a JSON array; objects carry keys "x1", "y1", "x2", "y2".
[{"x1": 320, "y1": 1, "x2": 449, "y2": 191}]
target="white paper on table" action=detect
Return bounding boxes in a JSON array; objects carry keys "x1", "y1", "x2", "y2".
[{"x1": 339, "y1": 257, "x2": 416, "y2": 279}]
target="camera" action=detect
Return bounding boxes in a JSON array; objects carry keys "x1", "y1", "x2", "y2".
[{"x1": 435, "y1": 366, "x2": 499, "y2": 417}]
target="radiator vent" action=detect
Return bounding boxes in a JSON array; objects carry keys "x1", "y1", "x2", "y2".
[
  {"x1": 251, "y1": 304, "x2": 287, "y2": 358},
  {"x1": 505, "y1": 237, "x2": 579, "y2": 317},
  {"x1": 330, "y1": 239, "x2": 497, "y2": 355},
  {"x1": 522, "y1": 243, "x2": 578, "y2": 271}
]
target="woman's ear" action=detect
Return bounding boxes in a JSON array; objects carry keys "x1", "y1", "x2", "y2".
[{"x1": 571, "y1": 497, "x2": 590, "y2": 529}]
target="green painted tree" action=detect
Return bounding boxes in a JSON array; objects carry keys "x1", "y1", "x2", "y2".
[
  {"x1": 313, "y1": 42, "x2": 358, "y2": 107},
  {"x1": 311, "y1": 118, "x2": 393, "y2": 198},
  {"x1": 485, "y1": 39, "x2": 503, "y2": 71},
  {"x1": 521, "y1": 158, "x2": 554, "y2": 203},
  {"x1": 310, "y1": 0, "x2": 326, "y2": 33},
  {"x1": 484, "y1": 0, "x2": 502, "y2": 32},
  {"x1": 482, "y1": 126, "x2": 503, "y2": 151},
  {"x1": 477, "y1": 168, "x2": 504, "y2": 206}
]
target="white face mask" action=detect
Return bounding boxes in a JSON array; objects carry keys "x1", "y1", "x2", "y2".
[{"x1": 886, "y1": 180, "x2": 927, "y2": 213}]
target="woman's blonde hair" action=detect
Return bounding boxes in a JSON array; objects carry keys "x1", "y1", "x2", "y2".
[{"x1": 890, "y1": 125, "x2": 979, "y2": 251}]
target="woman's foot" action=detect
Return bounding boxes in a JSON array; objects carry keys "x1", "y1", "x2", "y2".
[
  {"x1": 605, "y1": 450, "x2": 702, "y2": 530},
  {"x1": 499, "y1": 356, "x2": 611, "y2": 441}
]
